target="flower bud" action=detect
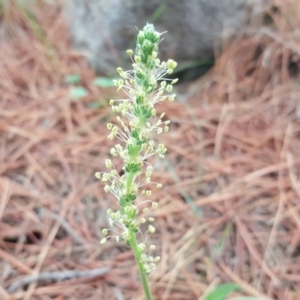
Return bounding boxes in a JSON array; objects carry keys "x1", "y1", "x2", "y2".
[
  {"x1": 169, "y1": 94, "x2": 175, "y2": 101},
  {"x1": 115, "y1": 144, "x2": 122, "y2": 151},
  {"x1": 157, "y1": 128, "x2": 163, "y2": 134},
  {"x1": 166, "y1": 84, "x2": 173, "y2": 92},
  {"x1": 105, "y1": 159, "x2": 112, "y2": 169},
  {"x1": 126, "y1": 49, "x2": 133, "y2": 55},
  {"x1": 100, "y1": 238, "x2": 107, "y2": 244},
  {"x1": 138, "y1": 243, "x2": 146, "y2": 252},
  {"x1": 167, "y1": 59, "x2": 177, "y2": 69},
  {"x1": 149, "y1": 245, "x2": 156, "y2": 251},
  {"x1": 137, "y1": 31, "x2": 145, "y2": 44},
  {"x1": 152, "y1": 202, "x2": 158, "y2": 209},
  {"x1": 151, "y1": 51, "x2": 157, "y2": 59},
  {"x1": 148, "y1": 225, "x2": 155, "y2": 234},
  {"x1": 110, "y1": 148, "x2": 117, "y2": 156}
]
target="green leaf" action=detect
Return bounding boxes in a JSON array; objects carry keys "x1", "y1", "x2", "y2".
[
  {"x1": 229, "y1": 298, "x2": 267, "y2": 300},
  {"x1": 69, "y1": 87, "x2": 88, "y2": 100},
  {"x1": 204, "y1": 284, "x2": 241, "y2": 300},
  {"x1": 93, "y1": 77, "x2": 115, "y2": 88},
  {"x1": 86, "y1": 101, "x2": 105, "y2": 109},
  {"x1": 150, "y1": 2, "x2": 167, "y2": 22},
  {"x1": 64, "y1": 74, "x2": 81, "y2": 84}
]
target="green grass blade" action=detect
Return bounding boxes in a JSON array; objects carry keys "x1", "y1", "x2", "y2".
[{"x1": 204, "y1": 283, "x2": 241, "y2": 300}]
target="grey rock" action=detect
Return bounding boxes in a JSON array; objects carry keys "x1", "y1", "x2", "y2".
[{"x1": 67, "y1": 0, "x2": 264, "y2": 75}]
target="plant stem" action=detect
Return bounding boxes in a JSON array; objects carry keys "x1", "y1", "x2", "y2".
[
  {"x1": 129, "y1": 229, "x2": 153, "y2": 300},
  {"x1": 126, "y1": 171, "x2": 134, "y2": 192}
]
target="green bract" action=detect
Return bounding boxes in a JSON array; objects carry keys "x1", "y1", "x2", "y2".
[{"x1": 96, "y1": 23, "x2": 177, "y2": 300}]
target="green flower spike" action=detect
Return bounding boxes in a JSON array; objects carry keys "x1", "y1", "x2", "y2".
[{"x1": 96, "y1": 23, "x2": 177, "y2": 300}]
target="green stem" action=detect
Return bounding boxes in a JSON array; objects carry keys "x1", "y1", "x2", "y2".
[
  {"x1": 126, "y1": 171, "x2": 134, "y2": 192},
  {"x1": 129, "y1": 229, "x2": 153, "y2": 300}
]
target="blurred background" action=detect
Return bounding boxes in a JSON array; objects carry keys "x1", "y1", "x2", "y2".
[{"x1": 0, "y1": 0, "x2": 300, "y2": 299}]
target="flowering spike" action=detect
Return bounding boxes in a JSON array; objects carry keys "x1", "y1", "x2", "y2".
[{"x1": 95, "y1": 23, "x2": 177, "y2": 297}]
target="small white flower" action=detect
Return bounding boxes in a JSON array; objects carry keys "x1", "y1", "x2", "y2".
[
  {"x1": 149, "y1": 245, "x2": 156, "y2": 251},
  {"x1": 105, "y1": 159, "x2": 112, "y2": 169},
  {"x1": 100, "y1": 238, "x2": 107, "y2": 244},
  {"x1": 148, "y1": 225, "x2": 155, "y2": 234},
  {"x1": 152, "y1": 202, "x2": 158, "y2": 209}
]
